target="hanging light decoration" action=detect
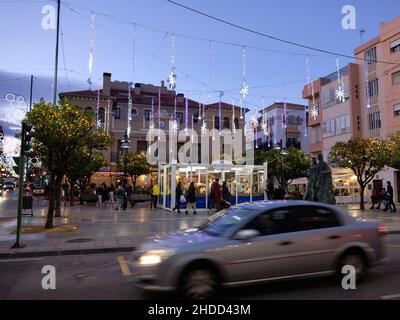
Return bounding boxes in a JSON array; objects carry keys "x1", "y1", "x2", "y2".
[
  {"x1": 232, "y1": 99, "x2": 236, "y2": 133},
  {"x1": 365, "y1": 60, "x2": 371, "y2": 109},
  {"x1": 167, "y1": 33, "x2": 177, "y2": 90},
  {"x1": 335, "y1": 57, "x2": 345, "y2": 103},
  {"x1": 306, "y1": 57, "x2": 318, "y2": 121},
  {"x1": 96, "y1": 89, "x2": 101, "y2": 128},
  {"x1": 240, "y1": 47, "x2": 249, "y2": 100},
  {"x1": 88, "y1": 12, "x2": 95, "y2": 89},
  {"x1": 127, "y1": 82, "x2": 132, "y2": 136}
]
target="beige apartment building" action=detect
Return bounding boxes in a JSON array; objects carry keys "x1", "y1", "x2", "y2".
[
  {"x1": 304, "y1": 16, "x2": 400, "y2": 203},
  {"x1": 59, "y1": 72, "x2": 246, "y2": 185}
]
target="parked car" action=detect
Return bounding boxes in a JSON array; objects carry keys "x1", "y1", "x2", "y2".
[{"x1": 132, "y1": 201, "x2": 386, "y2": 299}]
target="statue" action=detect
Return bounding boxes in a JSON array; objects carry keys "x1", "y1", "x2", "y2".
[{"x1": 304, "y1": 154, "x2": 336, "y2": 204}]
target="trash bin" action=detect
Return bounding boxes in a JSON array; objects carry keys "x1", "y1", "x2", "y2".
[{"x1": 22, "y1": 196, "x2": 33, "y2": 216}]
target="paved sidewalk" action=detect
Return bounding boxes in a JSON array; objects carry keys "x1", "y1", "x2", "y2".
[
  {"x1": 0, "y1": 201, "x2": 207, "y2": 258},
  {"x1": 0, "y1": 200, "x2": 399, "y2": 259}
]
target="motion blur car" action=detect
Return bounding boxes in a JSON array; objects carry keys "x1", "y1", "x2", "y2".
[
  {"x1": 3, "y1": 180, "x2": 15, "y2": 192},
  {"x1": 132, "y1": 201, "x2": 386, "y2": 299}
]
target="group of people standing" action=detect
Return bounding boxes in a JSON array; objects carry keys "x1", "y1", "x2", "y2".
[
  {"x1": 95, "y1": 183, "x2": 134, "y2": 211},
  {"x1": 172, "y1": 178, "x2": 232, "y2": 215},
  {"x1": 370, "y1": 181, "x2": 397, "y2": 212}
]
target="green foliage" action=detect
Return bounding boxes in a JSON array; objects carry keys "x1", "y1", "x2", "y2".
[
  {"x1": 329, "y1": 137, "x2": 395, "y2": 209},
  {"x1": 257, "y1": 147, "x2": 312, "y2": 187},
  {"x1": 387, "y1": 132, "x2": 400, "y2": 171},
  {"x1": 117, "y1": 153, "x2": 151, "y2": 189}
]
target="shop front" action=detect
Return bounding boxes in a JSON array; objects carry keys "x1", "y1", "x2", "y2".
[{"x1": 159, "y1": 162, "x2": 267, "y2": 211}]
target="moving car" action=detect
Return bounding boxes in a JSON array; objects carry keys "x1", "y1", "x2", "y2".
[
  {"x1": 3, "y1": 180, "x2": 15, "y2": 191},
  {"x1": 132, "y1": 201, "x2": 386, "y2": 299}
]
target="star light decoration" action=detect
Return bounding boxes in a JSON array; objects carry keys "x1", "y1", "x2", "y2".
[
  {"x1": 168, "y1": 72, "x2": 177, "y2": 90},
  {"x1": 261, "y1": 121, "x2": 269, "y2": 136},
  {"x1": 171, "y1": 120, "x2": 178, "y2": 132},
  {"x1": 335, "y1": 86, "x2": 345, "y2": 103},
  {"x1": 149, "y1": 120, "x2": 155, "y2": 130},
  {"x1": 97, "y1": 119, "x2": 102, "y2": 128},
  {"x1": 240, "y1": 81, "x2": 249, "y2": 99},
  {"x1": 310, "y1": 105, "x2": 319, "y2": 121}
]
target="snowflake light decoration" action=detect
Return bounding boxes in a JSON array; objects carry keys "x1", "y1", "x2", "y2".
[
  {"x1": 168, "y1": 72, "x2": 177, "y2": 90},
  {"x1": 335, "y1": 86, "x2": 345, "y2": 103},
  {"x1": 240, "y1": 82, "x2": 249, "y2": 99},
  {"x1": 171, "y1": 120, "x2": 178, "y2": 132},
  {"x1": 250, "y1": 116, "x2": 258, "y2": 129},
  {"x1": 201, "y1": 121, "x2": 207, "y2": 135},
  {"x1": 261, "y1": 122, "x2": 269, "y2": 136},
  {"x1": 310, "y1": 105, "x2": 319, "y2": 120},
  {"x1": 149, "y1": 120, "x2": 155, "y2": 130},
  {"x1": 97, "y1": 120, "x2": 102, "y2": 128}
]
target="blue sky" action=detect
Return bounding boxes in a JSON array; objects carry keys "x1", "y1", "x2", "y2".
[{"x1": 0, "y1": 0, "x2": 399, "y2": 113}]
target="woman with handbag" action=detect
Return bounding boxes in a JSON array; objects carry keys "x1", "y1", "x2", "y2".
[
  {"x1": 173, "y1": 181, "x2": 183, "y2": 214},
  {"x1": 185, "y1": 182, "x2": 197, "y2": 215}
]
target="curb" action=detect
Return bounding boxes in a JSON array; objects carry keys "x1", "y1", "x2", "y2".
[{"x1": 0, "y1": 246, "x2": 135, "y2": 260}]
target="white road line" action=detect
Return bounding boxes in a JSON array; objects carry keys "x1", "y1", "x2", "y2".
[
  {"x1": 0, "y1": 257, "x2": 42, "y2": 263},
  {"x1": 381, "y1": 293, "x2": 400, "y2": 300}
]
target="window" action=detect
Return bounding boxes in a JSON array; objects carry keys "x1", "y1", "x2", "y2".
[
  {"x1": 234, "y1": 118, "x2": 239, "y2": 129},
  {"x1": 137, "y1": 141, "x2": 148, "y2": 154},
  {"x1": 176, "y1": 112, "x2": 183, "y2": 124},
  {"x1": 291, "y1": 206, "x2": 340, "y2": 232},
  {"x1": 392, "y1": 71, "x2": 400, "y2": 85},
  {"x1": 365, "y1": 47, "x2": 377, "y2": 64},
  {"x1": 114, "y1": 107, "x2": 121, "y2": 120},
  {"x1": 131, "y1": 108, "x2": 139, "y2": 118},
  {"x1": 323, "y1": 119, "x2": 336, "y2": 137},
  {"x1": 214, "y1": 116, "x2": 220, "y2": 129},
  {"x1": 85, "y1": 106, "x2": 93, "y2": 112},
  {"x1": 368, "y1": 78, "x2": 379, "y2": 97},
  {"x1": 335, "y1": 115, "x2": 351, "y2": 134},
  {"x1": 395, "y1": 104, "x2": 400, "y2": 117},
  {"x1": 390, "y1": 39, "x2": 400, "y2": 54},
  {"x1": 98, "y1": 107, "x2": 105, "y2": 123},
  {"x1": 368, "y1": 111, "x2": 381, "y2": 130},
  {"x1": 314, "y1": 127, "x2": 321, "y2": 143},
  {"x1": 223, "y1": 117, "x2": 230, "y2": 129},
  {"x1": 144, "y1": 110, "x2": 151, "y2": 120},
  {"x1": 245, "y1": 209, "x2": 293, "y2": 236}
]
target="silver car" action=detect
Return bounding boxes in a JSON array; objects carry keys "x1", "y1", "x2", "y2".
[{"x1": 132, "y1": 201, "x2": 386, "y2": 299}]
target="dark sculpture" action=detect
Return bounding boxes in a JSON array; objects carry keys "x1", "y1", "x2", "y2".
[{"x1": 304, "y1": 154, "x2": 336, "y2": 204}]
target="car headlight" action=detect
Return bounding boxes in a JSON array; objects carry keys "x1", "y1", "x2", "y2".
[{"x1": 138, "y1": 249, "x2": 176, "y2": 266}]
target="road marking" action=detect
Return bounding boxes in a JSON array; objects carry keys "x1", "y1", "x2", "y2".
[
  {"x1": 381, "y1": 293, "x2": 400, "y2": 300},
  {"x1": 118, "y1": 256, "x2": 133, "y2": 276},
  {"x1": 0, "y1": 257, "x2": 42, "y2": 263}
]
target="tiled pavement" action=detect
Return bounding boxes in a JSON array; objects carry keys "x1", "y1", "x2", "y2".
[{"x1": 0, "y1": 200, "x2": 399, "y2": 259}]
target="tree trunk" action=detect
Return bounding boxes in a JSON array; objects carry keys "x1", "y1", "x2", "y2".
[
  {"x1": 360, "y1": 185, "x2": 366, "y2": 211},
  {"x1": 54, "y1": 176, "x2": 63, "y2": 217},
  {"x1": 45, "y1": 172, "x2": 56, "y2": 229}
]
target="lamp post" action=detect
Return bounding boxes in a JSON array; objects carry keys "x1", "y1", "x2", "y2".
[
  {"x1": 120, "y1": 131, "x2": 130, "y2": 211},
  {"x1": 274, "y1": 139, "x2": 288, "y2": 200}
]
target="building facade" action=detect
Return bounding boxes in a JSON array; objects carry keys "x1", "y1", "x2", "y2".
[{"x1": 60, "y1": 73, "x2": 247, "y2": 184}]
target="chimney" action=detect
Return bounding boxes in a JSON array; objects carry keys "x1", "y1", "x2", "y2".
[
  {"x1": 161, "y1": 80, "x2": 165, "y2": 88},
  {"x1": 103, "y1": 72, "x2": 111, "y2": 96}
]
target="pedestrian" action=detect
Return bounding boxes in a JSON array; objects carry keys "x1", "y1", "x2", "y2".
[
  {"x1": 108, "y1": 184, "x2": 115, "y2": 208},
  {"x1": 152, "y1": 182, "x2": 159, "y2": 209},
  {"x1": 173, "y1": 181, "x2": 183, "y2": 213},
  {"x1": 102, "y1": 183, "x2": 109, "y2": 206},
  {"x1": 96, "y1": 184, "x2": 104, "y2": 207},
  {"x1": 385, "y1": 181, "x2": 397, "y2": 213},
  {"x1": 370, "y1": 187, "x2": 381, "y2": 210},
  {"x1": 209, "y1": 178, "x2": 222, "y2": 213},
  {"x1": 185, "y1": 182, "x2": 197, "y2": 215},
  {"x1": 116, "y1": 185, "x2": 125, "y2": 211},
  {"x1": 266, "y1": 180, "x2": 274, "y2": 201},
  {"x1": 126, "y1": 185, "x2": 133, "y2": 210}
]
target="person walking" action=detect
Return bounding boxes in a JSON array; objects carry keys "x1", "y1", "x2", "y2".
[
  {"x1": 222, "y1": 181, "x2": 232, "y2": 209},
  {"x1": 173, "y1": 181, "x2": 183, "y2": 213},
  {"x1": 210, "y1": 178, "x2": 222, "y2": 213},
  {"x1": 116, "y1": 185, "x2": 125, "y2": 211},
  {"x1": 385, "y1": 181, "x2": 397, "y2": 213},
  {"x1": 185, "y1": 182, "x2": 197, "y2": 215},
  {"x1": 96, "y1": 184, "x2": 104, "y2": 208},
  {"x1": 370, "y1": 187, "x2": 381, "y2": 210},
  {"x1": 266, "y1": 180, "x2": 274, "y2": 201},
  {"x1": 152, "y1": 182, "x2": 159, "y2": 209},
  {"x1": 101, "y1": 183, "x2": 109, "y2": 206},
  {"x1": 108, "y1": 184, "x2": 115, "y2": 208}
]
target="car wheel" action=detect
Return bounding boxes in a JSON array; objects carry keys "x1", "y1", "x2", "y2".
[
  {"x1": 181, "y1": 267, "x2": 218, "y2": 300},
  {"x1": 339, "y1": 252, "x2": 368, "y2": 282}
]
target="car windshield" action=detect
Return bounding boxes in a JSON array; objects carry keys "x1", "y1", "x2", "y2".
[{"x1": 200, "y1": 207, "x2": 255, "y2": 237}]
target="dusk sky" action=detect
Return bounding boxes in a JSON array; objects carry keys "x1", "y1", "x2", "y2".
[{"x1": 0, "y1": 0, "x2": 399, "y2": 113}]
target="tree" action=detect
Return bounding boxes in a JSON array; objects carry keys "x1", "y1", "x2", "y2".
[
  {"x1": 329, "y1": 137, "x2": 394, "y2": 210},
  {"x1": 65, "y1": 151, "x2": 107, "y2": 205},
  {"x1": 117, "y1": 153, "x2": 151, "y2": 190},
  {"x1": 257, "y1": 147, "x2": 312, "y2": 189},
  {"x1": 26, "y1": 99, "x2": 111, "y2": 228},
  {"x1": 387, "y1": 132, "x2": 400, "y2": 171}
]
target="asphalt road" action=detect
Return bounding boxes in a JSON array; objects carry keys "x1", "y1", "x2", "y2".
[{"x1": 1, "y1": 235, "x2": 400, "y2": 300}]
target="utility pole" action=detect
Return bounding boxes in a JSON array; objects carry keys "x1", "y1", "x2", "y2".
[{"x1": 52, "y1": 0, "x2": 61, "y2": 106}]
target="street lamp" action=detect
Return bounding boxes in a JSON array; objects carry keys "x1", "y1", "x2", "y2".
[
  {"x1": 273, "y1": 140, "x2": 288, "y2": 199},
  {"x1": 120, "y1": 131, "x2": 130, "y2": 210}
]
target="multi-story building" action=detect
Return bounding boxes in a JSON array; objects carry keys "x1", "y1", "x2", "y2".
[
  {"x1": 255, "y1": 102, "x2": 309, "y2": 153},
  {"x1": 60, "y1": 72, "x2": 247, "y2": 184},
  {"x1": 303, "y1": 16, "x2": 400, "y2": 202}
]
